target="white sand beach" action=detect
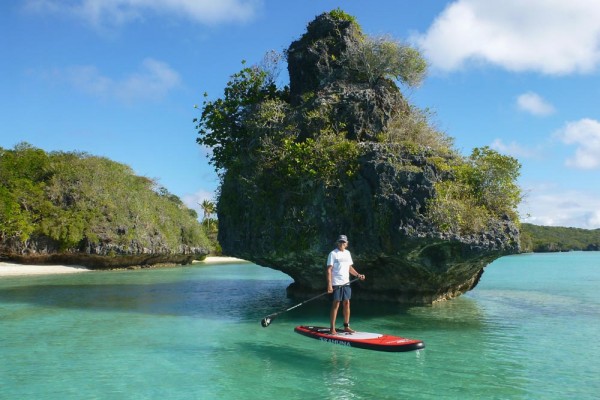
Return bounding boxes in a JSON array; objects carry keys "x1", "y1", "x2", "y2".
[
  {"x1": 0, "y1": 256, "x2": 249, "y2": 277},
  {"x1": 0, "y1": 262, "x2": 91, "y2": 277},
  {"x1": 194, "y1": 256, "x2": 250, "y2": 264}
]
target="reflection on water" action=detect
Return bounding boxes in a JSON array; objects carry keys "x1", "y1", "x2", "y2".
[{"x1": 325, "y1": 350, "x2": 356, "y2": 400}]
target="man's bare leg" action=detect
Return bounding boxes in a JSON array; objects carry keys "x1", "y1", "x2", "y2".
[{"x1": 330, "y1": 301, "x2": 340, "y2": 334}]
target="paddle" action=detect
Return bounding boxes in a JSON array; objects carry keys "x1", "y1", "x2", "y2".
[{"x1": 260, "y1": 277, "x2": 360, "y2": 327}]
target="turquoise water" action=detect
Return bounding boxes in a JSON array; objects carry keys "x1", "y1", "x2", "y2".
[{"x1": 1, "y1": 252, "x2": 599, "y2": 399}]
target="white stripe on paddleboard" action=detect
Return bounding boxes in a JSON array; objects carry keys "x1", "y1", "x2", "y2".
[{"x1": 329, "y1": 332, "x2": 383, "y2": 339}]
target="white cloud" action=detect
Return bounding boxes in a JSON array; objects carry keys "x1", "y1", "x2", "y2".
[
  {"x1": 520, "y1": 184, "x2": 600, "y2": 228},
  {"x1": 413, "y1": 0, "x2": 600, "y2": 74},
  {"x1": 52, "y1": 58, "x2": 180, "y2": 103},
  {"x1": 115, "y1": 59, "x2": 181, "y2": 102},
  {"x1": 491, "y1": 138, "x2": 538, "y2": 159},
  {"x1": 516, "y1": 92, "x2": 555, "y2": 116},
  {"x1": 62, "y1": 65, "x2": 112, "y2": 96},
  {"x1": 23, "y1": 0, "x2": 260, "y2": 27},
  {"x1": 556, "y1": 118, "x2": 600, "y2": 169}
]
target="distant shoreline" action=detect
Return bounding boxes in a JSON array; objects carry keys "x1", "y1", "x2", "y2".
[{"x1": 0, "y1": 256, "x2": 250, "y2": 277}]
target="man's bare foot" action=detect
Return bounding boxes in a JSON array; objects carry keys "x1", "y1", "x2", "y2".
[
  {"x1": 343, "y1": 326, "x2": 355, "y2": 333},
  {"x1": 330, "y1": 328, "x2": 337, "y2": 334}
]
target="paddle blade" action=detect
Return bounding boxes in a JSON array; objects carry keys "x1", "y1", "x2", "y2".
[{"x1": 260, "y1": 317, "x2": 271, "y2": 327}]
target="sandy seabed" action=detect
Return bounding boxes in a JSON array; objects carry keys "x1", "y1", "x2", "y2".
[{"x1": 0, "y1": 256, "x2": 249, "y2": 277}]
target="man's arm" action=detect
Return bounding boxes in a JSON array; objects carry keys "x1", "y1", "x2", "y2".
[
  {"x1": 327, "y1": 265, "x2": 334, "y2": 293},
  {"x1": 349, "y1": 265, "x2": 365, "y2": 280}
]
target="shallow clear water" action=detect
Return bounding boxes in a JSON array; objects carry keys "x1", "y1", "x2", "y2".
[{"x1": 1, "y1": 252, "x2": 599, "y2": 399}]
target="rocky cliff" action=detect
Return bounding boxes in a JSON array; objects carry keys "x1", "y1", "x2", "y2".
[
  {"x1": 1, "y1": 234, "x2": 207, "y2": 269},
  {"x1": 205, "y1": 11, "x2": 521, "y2": 303}
]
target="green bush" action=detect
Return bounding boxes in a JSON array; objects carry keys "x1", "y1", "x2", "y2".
[
  {"x1": 427, "y1": 147, "x2": 522, "y2": 234},
  {"x1": 342, "y1": 35, "x2": 427, "y2": 87},
  {"x1": 380, "y1": 106, "x2": 454, "y2": 154}
]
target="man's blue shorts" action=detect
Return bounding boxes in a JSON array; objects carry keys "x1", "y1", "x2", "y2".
[{"x1": 332, "y1": 285, "x2": 352, "y2": 301}]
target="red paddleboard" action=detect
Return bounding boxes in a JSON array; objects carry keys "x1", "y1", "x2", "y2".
[{"x1": 294, "y1": 325, "x2": 425, "y2": 352}]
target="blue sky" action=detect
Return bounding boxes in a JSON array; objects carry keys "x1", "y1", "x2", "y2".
[{"x1": 2, "y1": 0, "x2": 600, "y2": 229}]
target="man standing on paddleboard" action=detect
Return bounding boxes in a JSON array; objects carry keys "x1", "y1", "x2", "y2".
[{"x1": 327, "y1": 235, "x2": 365, "y2": 334}]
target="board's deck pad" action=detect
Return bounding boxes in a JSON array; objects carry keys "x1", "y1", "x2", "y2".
[{"x1": 294, "y1": 326, "x2": 425, "y2": 352}]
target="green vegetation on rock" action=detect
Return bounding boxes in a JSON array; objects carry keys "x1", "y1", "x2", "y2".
[
  {"x1": 0, "y1": 143, "x2": 211, "y2": 258},
  {"x1": 342, "y1": 34, "x2": 427, "y2": 87},
  {"x1": 427, "y1": 146, "x2": 522, "y2": 235}
]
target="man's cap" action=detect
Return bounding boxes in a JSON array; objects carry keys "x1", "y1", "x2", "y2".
[{"x1": 337, "y1": 235, "x2": 348, "y2": 243}]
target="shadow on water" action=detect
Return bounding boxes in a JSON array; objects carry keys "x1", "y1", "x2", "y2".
[
  {"x1": 0, "y1": 273, "x2": 295, "y2": 322},
  {"x1": 235, "y1": 341, "x2": 322, "y2": 367}
]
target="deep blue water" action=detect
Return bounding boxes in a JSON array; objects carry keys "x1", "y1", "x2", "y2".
[{"x1": 1, "y1": 252, "x2": 598, "y2": 399}]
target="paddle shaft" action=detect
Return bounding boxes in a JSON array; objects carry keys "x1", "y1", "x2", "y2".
[{"x1": 263, "y1": 277, "x2": 360, "y2": 322}]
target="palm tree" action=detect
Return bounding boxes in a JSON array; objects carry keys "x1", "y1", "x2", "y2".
[{"x1": 199, "y1": 199, "x2": 216, "y2": 231}]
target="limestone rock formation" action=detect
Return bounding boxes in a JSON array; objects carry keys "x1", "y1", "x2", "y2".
[
  {"x1": 214, "y1": 11, "x2": 520, "y2": 303},
  {"x1": 287, "y1": 13, "x2": 409, "y2": 142},
  {"x1": 1, "y1": 234, "x2": 208, "y2": 269}
]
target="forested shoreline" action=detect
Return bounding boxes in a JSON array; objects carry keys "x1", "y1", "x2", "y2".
[
  {"x1": 520, "y1": 223, "x2": 600, "y2": 253},
  {"x1": 0, "y1": 143, "x2": 212, "y2": 266}
]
